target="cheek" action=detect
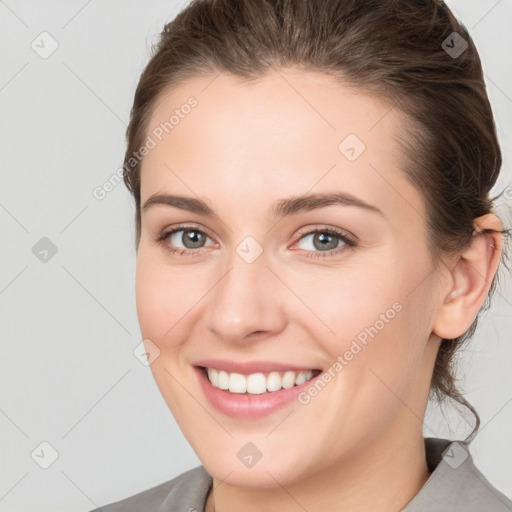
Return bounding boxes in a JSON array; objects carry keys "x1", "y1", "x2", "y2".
[
  {"x1": 135, "y1": 249, "x2": 214, "y2": 353},
  {"x1": 292, "y1": 261, "x2": 402, "y2": 349},
  {"x1": 135, "y1": 253, "x2": 163, "y2": 338},
  {"x1": 298, "y1": 255, "x2": 432, "y2": 397},
  {"x1": 135, "y1": 250, "x2": 183, "y2": 346}
]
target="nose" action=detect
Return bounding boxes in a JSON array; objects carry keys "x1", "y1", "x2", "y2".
[{"x1": 204, "y1": 249, "x2": 287, "y2": 345}]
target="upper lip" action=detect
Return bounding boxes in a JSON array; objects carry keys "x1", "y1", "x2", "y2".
[{"x1": 193, "y1": 358, "x2": 321, "y2": 375}]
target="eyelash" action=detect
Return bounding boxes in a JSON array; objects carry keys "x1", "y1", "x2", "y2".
[{"x1": 155, "y1": 224, "x2": 357, "y2": 260}]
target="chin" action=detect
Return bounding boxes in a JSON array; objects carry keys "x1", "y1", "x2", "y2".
[{"x1": 196, "y1": 440, "x2": 312, "y2": 489}]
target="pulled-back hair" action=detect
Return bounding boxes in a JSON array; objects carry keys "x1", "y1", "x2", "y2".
[{"x1": 123, "y1": 0, "x2": 506, "y2": 442}]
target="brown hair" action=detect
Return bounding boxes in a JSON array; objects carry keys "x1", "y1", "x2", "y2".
[{"x1": 123, "y1": 0, "x2": 506, "y2": 442}]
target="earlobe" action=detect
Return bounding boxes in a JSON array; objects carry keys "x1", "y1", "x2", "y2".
[{"x1": 433, "y1": 214, "x2": 503, "y2": 339}]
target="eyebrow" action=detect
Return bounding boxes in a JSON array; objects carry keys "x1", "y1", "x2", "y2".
[{"x1": 141, "y1": 191, "x2": 384, "y2": 219}]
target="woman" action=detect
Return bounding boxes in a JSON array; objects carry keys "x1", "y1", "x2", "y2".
[{"x1": 90, "y1": 0, "x2": 511, "y2": 510}]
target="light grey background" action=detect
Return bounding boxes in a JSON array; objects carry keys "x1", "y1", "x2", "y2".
[{"x1": 0, "y1": 1, "x2": 510, "y2": 511}]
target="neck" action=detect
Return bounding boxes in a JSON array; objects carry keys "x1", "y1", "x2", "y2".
[{"x1": 206, "y1": 425, "x2": 431, "y2": 512}]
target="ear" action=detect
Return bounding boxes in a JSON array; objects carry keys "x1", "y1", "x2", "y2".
[{"x1": 432, "y1": 214, "x2": 504, "y2": 340}]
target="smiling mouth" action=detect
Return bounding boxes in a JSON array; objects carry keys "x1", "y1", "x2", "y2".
[{"x1": 201, "y1": 367, "x2": 322, "y2": 395}]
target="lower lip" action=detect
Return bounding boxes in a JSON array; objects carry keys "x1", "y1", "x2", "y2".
[{"x1": 194, "y1": 366, "x2": 322, "y2": 419}]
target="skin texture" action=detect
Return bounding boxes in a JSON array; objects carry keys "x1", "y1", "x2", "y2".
[{"x1": 135, "y1": 68, "x2": 503, "y2": 512}]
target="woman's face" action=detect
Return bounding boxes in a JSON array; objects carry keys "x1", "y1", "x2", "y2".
[{"x1": 136, "y1": 69, "x2": 444, "y2": 487}]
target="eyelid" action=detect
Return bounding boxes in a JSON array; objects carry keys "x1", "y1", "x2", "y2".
[
  {"x1": 289, "y1": 225, "x2": 357, "y2": 259},
  {"x1": 161, "y1": 223, "x2": 218, "y2": 250},
  {"x1": 293, "y1": 224, "x2": 357, "y2": 243},
  {"x1": 162, "y1": 222, "x2": 216, "y2": 241}
]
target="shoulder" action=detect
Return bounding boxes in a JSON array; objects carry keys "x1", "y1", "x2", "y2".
[
  {"x1": 86, "y1": 465, "x2": 212, "y2": 512},
  {"x1": 404, "y1": 438, "x2": 512, "y2": 511}
]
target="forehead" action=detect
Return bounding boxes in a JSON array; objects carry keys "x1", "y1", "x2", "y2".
[{"x1": 140, "y1": 68, "x2": 424, "y2": 222}]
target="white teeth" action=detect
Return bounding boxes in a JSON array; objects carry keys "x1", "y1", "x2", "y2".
[
  {"x1": 218, "y1": 370, "x2": 229, "y2": 390},
  {"x1": 207, "y1": 368, "x2": 219, "y2": 387},
  {"x1": 228, "y1": 372, "x2": 247, "y2": 393},
  {"x1": 295, "y1": 372, "x2": 307, "y2": 386},
  {"x1": 206, "y1": 368, "x2": 316, "y2": 394},
  {"x1": 266, "y1": 371, "x2": 282, "y2": 392},
  {"x1": 246, "y1": 373, "x2": 267, "y2": 394},
  {"x1": 282, "y1": 371, "x2": 296, "y2": 389}
]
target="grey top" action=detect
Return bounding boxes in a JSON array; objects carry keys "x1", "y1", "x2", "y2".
[{"x1": 88, "y1": 438, "x2": 512, "y2": 511}]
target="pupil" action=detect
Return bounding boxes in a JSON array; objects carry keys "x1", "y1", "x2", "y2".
[
  {"x1": 315, "y1": 233, "x2": 337, "y2": 251},
  {"x1": 184, "y1": 230, "x2": 204, "y2": 249}
]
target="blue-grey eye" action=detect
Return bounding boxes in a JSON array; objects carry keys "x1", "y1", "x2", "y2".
[
  {"x1": 169, "y1": 229, "x2": 212, "y2": 249},
  {"x1": 297, "y1": 231, "x2": 345, "y2": 252}
]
